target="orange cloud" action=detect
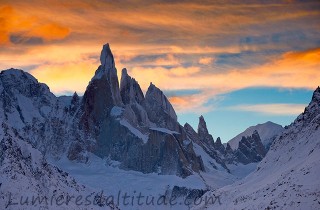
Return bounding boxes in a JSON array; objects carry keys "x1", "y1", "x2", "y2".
[
  {"x1": 154, "y1": 54, "x2": 180, "y2": 66},
  {"x1": 26, "y1": 23, "x2": 70, "y2": 41},
  {"x1": 0, "y1": 5, "x2": 70, "y2": 45},
  {"x1": 129, "y1": 48, "x2": 320, "y2": 112},
  {"x1": 199, "y1": 57, "x2": 214, "y2": 65},
  {"x1": 30, "y1": 61, "x2": 96, "y2": 95},
  {"x1": 169, "y1": 92, "x2": 216, "y2": 114},
  {"x1": 0, "y1": 0, "x2": 319, "y2": 117}
]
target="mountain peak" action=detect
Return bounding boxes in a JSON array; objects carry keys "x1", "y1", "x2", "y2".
[
  {"x1": 145, "y1": 82, "x2": 178, "y2": 124},
  {"x1": 198, "y1": 115, "x2": 209, "y2": 135},
  {"x1": 1, "y1": 68, "x2": 38, "y2": 84},
  {"x1": 148, "y1": 82, "x2": 156, "y2": 91},
  {"x1": 120, "y1": 68, "x2": 144, "y2": 105},
  {"x1": 100, "y1": 43, "x2": 114, "y2": 67},
  {"x1": 93, "y1": 43, "x2": 117, "y2": 80},
  {"x1": 198, "y1": 115, "x2": 214, "y2": 145}
]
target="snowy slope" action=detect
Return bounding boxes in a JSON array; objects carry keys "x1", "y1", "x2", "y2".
[
  {"x1": 0, "y1": 131, "x2": 117, "y2": 210},
  {"x1": 228, "y1": 121, "x2": 284, "y2": 150},
  {"x1": 193, "y1": 88, "x2": 320, "y2": 210},
  {"x1": 51, "y1": 151, "x2": 246, "y2": 210}
]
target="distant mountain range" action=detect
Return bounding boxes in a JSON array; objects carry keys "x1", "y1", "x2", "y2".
[{"x1": 228, "y1": 121, "x2": 284, "y2": 150}]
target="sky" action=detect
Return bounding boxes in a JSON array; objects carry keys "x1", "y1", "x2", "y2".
[{"x1": 0, "y1": 0, "x2": 320, "y2": 142}]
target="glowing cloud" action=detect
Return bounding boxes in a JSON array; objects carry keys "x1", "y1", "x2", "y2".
[
  {"x1": 130, "y1": 48, "x2": 320, "y2": 112},
  {"x1": 30, "y1": 61, "x2": 96, "y2": 95},
  {"x1": 0, "y1": 5, "x2": 70, "y2": 45},
  {"x1": 0, "y1": 0, "x2": 319, "y2": 114},
  {"x1": 199, "y1": 57, "x2": 214, "y2": 65}
]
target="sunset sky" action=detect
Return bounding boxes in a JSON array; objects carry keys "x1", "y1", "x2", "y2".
[{"x1": 1, "y1": 0, "x2": 320, "y2": 141}]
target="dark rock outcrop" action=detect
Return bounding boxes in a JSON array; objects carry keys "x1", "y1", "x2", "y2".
[{"x1": 234, "y1": 130, "x2": 267, "y2": 164}]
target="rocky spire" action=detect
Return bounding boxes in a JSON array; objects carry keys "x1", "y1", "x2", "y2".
[
  {"x1": 120, "y1": 68, "x2": 144, "y2": 105},
  {"x1": 214, "y1": 137, "x2": 225, "y2": 153},
  {"x1": 198, "y1": 116, "x2": 209, "y2": 136},
  {"x1": 91, "y1": 43, "x2": 122, "y2": 106},
  {"x1": 80, "y1": 44, "x2": 123, "y2": 129},
  {"x1": 198, "y1": 115, "x2": 214, "y2": 146}
]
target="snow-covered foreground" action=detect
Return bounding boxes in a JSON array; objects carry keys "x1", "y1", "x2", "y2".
[{"x1": 51, "y1": 153, "x2": 252, "y2": 210}]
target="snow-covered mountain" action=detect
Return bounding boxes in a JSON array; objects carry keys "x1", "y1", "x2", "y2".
[
  {"x1": 193, "y1": 87, "x2": 320, "y2": 210},
  {"x1": 228, "y1": 121, "x2": 284, "y2": 150}
]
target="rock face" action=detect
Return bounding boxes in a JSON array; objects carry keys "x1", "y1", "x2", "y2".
[
  {"x1": 233, "y1": 130, "x2": 267, "y2": 164},
  {"x1": 77, "y1": 44, "x2": 204, "y2": 177},
  {"x1": 120, "y1": 68, "x2": 144, "y2": 105},
  {"x1": 144, "y1": 83, "x2": 179, "y2": 131},
  {"x1": 94, "y1": 43, "x2": 122, "y2": 106},
  {"x1": 80, "y1": 44, "x2": 122, "y2": 132},
  {"x1": 120, "y1": 68, "x2": 150, "y2": 128},
  {"x1": 214, "y1": 137, "x2": 225, "y2": 154},
  {"x1": 184, "y1": 118, "x2": 228, "y2": 172}
]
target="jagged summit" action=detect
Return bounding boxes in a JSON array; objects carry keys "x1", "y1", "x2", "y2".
[
  {"x1": 234, "y1": 130, "x2": 266, "y2": 164},
  {"x1": 93, "y1": 43, "x2": 118, "y2": 82},
  {"x1": 120, "y1": 68, "x2": 144, "y2": 105},
  {"x1": 198, "y1": 115, "x2": 209, "y2": 135},
  {"x1": 87, "y1": 43, "x2": 123, "y2": 107},
  {"x1": 228, "y1": 121, "x2": 283, "y2": 150},
  {"x1": 100, "y1": 43, "x2": 114, "y2": 67},
  {"x1": 145, "y1": 82, "x2": 177, "y2": 121},
  {"x1": 198, "y1": 115, "x2": 214, "y2": 146}
]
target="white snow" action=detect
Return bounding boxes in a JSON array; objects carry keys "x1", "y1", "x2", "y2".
[
  {"x1": 226, "y1": 162, "x2": 258, "y2": 179},
  {"x1": 16, "y1": 93, "x2": 44, "y2": 123},
  {"x1": 51, "y1": 153, "x2": 207, "y2": 210},
  {"x1": 120, "y1": 119, "x2": 149, "y2": 143},
  {"x1": 193, "y1": 142, "x2": 226, "y2": 172},
  {"x1": 149, "y1": 127, "x2": 180, "y2": 135}
]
